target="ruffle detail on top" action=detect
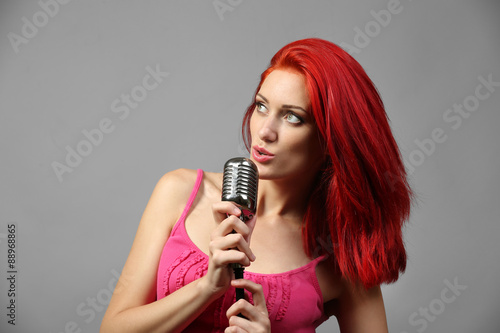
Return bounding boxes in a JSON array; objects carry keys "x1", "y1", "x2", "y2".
[
  {"x1": 176, "y1": 253, "x2": 206, "y2": 291},
  {"x1": 276, "y1": 274, "x2": 291, "y2": 321},
  {"x1": 163, "y1": 249, "x2": 195, "y2": 296}
]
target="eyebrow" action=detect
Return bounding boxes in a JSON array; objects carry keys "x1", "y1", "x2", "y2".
[{"x1": 256, "y1": 93, "x2": 308, "y2": 113}]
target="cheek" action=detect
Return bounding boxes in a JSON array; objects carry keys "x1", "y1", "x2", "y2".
[{"x1": 282, "y1": 134, "x2": 311, "y2": 157}]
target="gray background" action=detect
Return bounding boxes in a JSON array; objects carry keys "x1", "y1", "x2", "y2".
[{"x1": 1, "y1": 0, "x2": 499, "y2": 332}]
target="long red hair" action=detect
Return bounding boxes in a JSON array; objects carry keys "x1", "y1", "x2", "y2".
[{"x1": 242, "y1": 38, "x2": 413, "y2": 289}]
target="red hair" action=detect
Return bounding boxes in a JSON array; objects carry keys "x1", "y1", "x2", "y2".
[{"x1": 242, "y1": 38, "x2": 413, "y2": 289}]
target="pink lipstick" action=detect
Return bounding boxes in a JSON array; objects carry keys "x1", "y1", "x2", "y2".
[{"x1": 252, "y1": 146, "x2": 275, "y2": 163}]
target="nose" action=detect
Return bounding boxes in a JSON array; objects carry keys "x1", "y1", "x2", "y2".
[{"x1": 258, "y1": 115, "x2": 278, "y2": 143}]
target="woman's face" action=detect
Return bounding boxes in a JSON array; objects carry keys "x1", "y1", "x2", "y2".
[{"x1": 249, "y1": 69, "x2": 324, "y2": 182}]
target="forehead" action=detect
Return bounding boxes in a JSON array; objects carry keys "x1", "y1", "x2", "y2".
[{"x1": 258, "y1": 69, "x2": 310, "y2": 108}]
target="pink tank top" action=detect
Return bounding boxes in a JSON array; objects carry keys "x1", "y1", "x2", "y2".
[{"x1": 156, "y1": 169, "x2": 328, "y2": 332}]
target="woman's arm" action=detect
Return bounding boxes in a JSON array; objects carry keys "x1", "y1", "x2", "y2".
[
  {"x1": 100, "y1": 169, "x2": 211, "y2": 332},
  {"x1": 100, "y1": 169, "x2": 256, "y2": 333},
  {"x1": 329, "y1": 280, "x2": 389, "y2": 333}
]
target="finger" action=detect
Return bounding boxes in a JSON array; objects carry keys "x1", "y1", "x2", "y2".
[
  {"x1": 226, "y1": 299, "x2": 258, "y2": 322},
  {"x1": 209, "y1": 236, "x2": 255, "y2": 266},
  {"x1": 224, "y1": 326, "x2": 247, "y2": 333},
  {"x1": 227, "y1": 312, "x2": 251, "y2": 330},
  {"x1": 212, "y1": 202, "x2": 255, "y2": 241},
  {"x1": 212, "y1": 215, "x2": 252, "y2": 242},
  {"x1": 226, "y1": 299, "x2": 269, "y2": 331},
  {"x1": 212, "y1": 201, "x2": 241, "y2": 223},
  {"x1": 231, "y1": 279, "x2": 267, "y2": 313},
  {"x1": 211, "y1": 215, "x2": 241, "y2": 239},
  {"x1": 229, "y1": 217, "x2": 253, "y2": 241},
  {"x1": 210, "y1": 248, "x2": 253, "y2": 268},
  {"x1": 221, "y1": 233, "x2": 256, "y2": 262}
]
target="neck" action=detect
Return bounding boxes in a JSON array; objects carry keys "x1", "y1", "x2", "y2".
[{"x1": 256, "y1": 173, "x2": 318, "y2": 222}]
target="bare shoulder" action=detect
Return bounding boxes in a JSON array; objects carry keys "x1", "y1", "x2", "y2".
[
  {"x1": 159, "y1": 168, "x2": 198, "y2": 186},
  {"x1": 160, "y1": 169, "x2": 221, "y2": 190},
  {"x1": 148, "y1": 168, "x2": 201, "y2": 231},
  {"x1": 174, "y1": 170, "x2": 223, "y2": 254},
  {"x1": 180, "y1": 170, "x2": 223, "y2": 218},
  {"x1": 156, "y1": 169, "x2": 223, "y2": 224}
]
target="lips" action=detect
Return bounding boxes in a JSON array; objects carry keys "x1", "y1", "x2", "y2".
[
  {"x1": 252, "y1": 146, "x2": 275, "y2": 162},
  {"x1": 254, "y1": 146, "x2": 273, "y2": 156}
]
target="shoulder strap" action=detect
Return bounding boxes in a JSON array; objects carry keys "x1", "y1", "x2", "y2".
[{"x1": 178, "y1": 169, "x2": 204, "y2": 223}]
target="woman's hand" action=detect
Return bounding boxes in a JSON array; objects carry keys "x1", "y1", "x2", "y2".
[
  {"x1": 203, "y1": 201, "x2": 257, "y2": 298},
  {"x1": 225, "y1": 279, "x2": 271, "y2": 333}
]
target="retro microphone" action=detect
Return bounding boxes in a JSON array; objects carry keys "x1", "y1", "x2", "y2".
[{"x1": 221, "y1": 157, "x2": 259, "y2": 301}]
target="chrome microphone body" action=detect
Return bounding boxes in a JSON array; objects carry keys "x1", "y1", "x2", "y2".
[{"x1": 221, "y1": 157, "x2": 258, "y2": 302}]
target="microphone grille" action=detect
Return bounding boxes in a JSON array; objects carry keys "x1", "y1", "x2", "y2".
[{"x1": 222, "y1": 157, "x2": 258, "y2": 213}]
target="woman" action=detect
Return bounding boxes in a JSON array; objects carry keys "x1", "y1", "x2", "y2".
[{"x1": 101, "y1": 38, "x2": 413, "y2": 332}]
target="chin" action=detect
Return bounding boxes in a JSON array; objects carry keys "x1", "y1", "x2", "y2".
[{"x1": 255, "y1": 168, "x2": 295, "y2": 182}]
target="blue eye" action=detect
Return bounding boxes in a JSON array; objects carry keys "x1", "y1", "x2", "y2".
[
  {"x1": 255, "y1": 102, "x2": 267, "y2": 113},
  {"x1": 285, "y1": 112, "x2": 303, "y2": 124}
]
